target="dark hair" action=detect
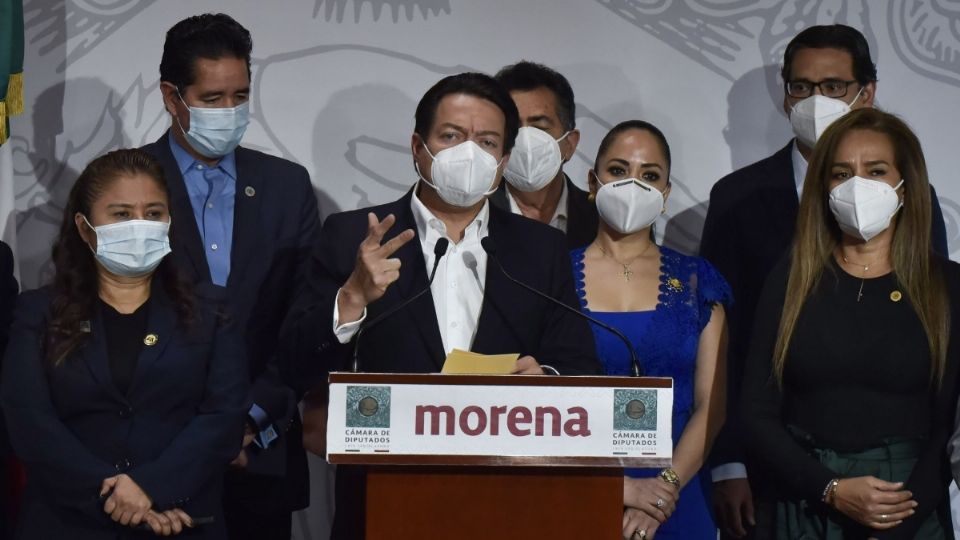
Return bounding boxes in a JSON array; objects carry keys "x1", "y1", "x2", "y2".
[
  {"x1": 776, "y1": 108, "x2": 946, "y2": 386},
  {"x1": 159, "y1": 13, "x2": 253, "y2": 91},
  {"x1": 46, "y1": 149, "x2": 197, "y2": 365},
  {"x1": 593, "y1": 120, "x2": 672, "y2": 173},
  {"x1": 494, "y1": 61, "x2": 576, "y2": 131},
  {"x1": 414, "y1": 72, "x2": 520, "y2": 153},
  {"x1": 781, "y1": 24, "x2": 877, "y2": 86}
]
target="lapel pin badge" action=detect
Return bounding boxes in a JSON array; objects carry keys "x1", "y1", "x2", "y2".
[
  {"x1": 890, "y1": 290, "x2": 902, "y2": 302},
  {"x1": 244, "y1": 186, "x2": 256, "y2": 197},
  {"x1": 143, "y1": 333, "x2": 159, "y2": 346}
]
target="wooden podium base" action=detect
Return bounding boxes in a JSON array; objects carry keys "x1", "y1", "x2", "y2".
[{"x1": 366, "y1": 465, "x2": 623, "y2": 539}]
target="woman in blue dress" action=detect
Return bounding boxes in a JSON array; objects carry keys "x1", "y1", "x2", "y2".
[{"x1": 572, "y1": 120, "x2": 731, "y2": 539}]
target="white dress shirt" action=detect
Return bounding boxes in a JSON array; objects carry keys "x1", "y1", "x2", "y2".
[
  {"x1": 506, "y1": 180, "x2": 569, "y2": 233},
  {"x1": 333, "y1": 191, "x2": 490, "y2": 355},
  {"x1": 791, "y1": 139, "x2": 808, "y2": 198}
]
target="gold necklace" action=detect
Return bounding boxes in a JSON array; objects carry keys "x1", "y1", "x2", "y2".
[
  {"x1": 596, "y1": 243, "x2": 653, "y2": 282},
  {"x1": 840, "y1": 253, "x2": 883, "y2": 303}
]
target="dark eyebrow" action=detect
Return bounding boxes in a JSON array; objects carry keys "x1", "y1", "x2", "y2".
[
  {"x1": 106, "y1": 203, "x2": 135, "y2": 209},
  {"x1": 145, "y1": 202, "x2": 168, "y2": 209},
  {"x1": 524, "y1": 115, "x2": 554, "y2": 125},
  {"x1": 604, "y1": 158, "x2": 629, "y2": 167},
  {"x1": 639, "y1": 163, "x2": 664, "y2": 170},
  {"x1": 475, "y1": 130, "x2": 502, "y2": 139},
  {"x1": 864, "y1": 160, "x2": 890, "y2": 167},
  {"x1": 438, "y1": 122, "x2": 467, "y2": 134},
  {"x1": 831, "y1": 161, "x2": 852, "y2": 168}
]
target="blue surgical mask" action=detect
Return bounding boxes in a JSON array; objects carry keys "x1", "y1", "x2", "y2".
[
  {"x1": 176, "y1": 92, "x2": 249, "y2": 158},
  {"x1": 83, "y1": 216, "x2": 172, "y2": 277}
]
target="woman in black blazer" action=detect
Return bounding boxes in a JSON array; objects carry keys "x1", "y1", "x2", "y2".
[{"x1": 1, "y1": 149, "x2": 248, "y2": 539}]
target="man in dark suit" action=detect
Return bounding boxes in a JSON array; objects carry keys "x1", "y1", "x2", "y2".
[
  {"x1": 490, "y1": 61, "x2": 598, "y2": 249},
  {"x1": 701, "y1": 24, "x2": 948, "y2": 540},
  {"x1": 281, "y1": 72, "x2": 601, "y2": 539},
  {"x1": 0, "y1": 240, "x2": 18, "y2": 540},
  {"x1": 140, "y1": 14, "x2": 317, "y2": 540}
]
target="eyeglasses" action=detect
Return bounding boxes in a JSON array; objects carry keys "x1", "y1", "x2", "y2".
[{"x1": 786, "y1": 79, "x2": 859, "y2": 99}]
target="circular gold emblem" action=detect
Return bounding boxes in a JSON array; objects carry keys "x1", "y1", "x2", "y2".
[
  {"x1": 143, "y1": 333, "x2": 158, "y2": 346},
  {"x1": 890, "y1": 290, "x2": 902, "y2": 302},
  {"x1": 358, "y1": 396, "x2": 379, "y2": 417},
  {"x1": 625, "y1": 399, "x2": 646, "y2": 420},
  {"x1": 244, "y1": 186, "x2": 256, "y2": 197}
]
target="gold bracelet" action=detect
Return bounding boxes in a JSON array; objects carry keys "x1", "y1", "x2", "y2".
[
  {"x1": 821, "y1": 478, "x2": 840, "y2": 505},
  {"x1": 659, "y1": 468, "x2": 680, "y2": 487}
]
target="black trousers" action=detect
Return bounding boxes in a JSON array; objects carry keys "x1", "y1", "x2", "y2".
[{"x1": 223, "y1": 473, "x2": 293, "y2": 540}]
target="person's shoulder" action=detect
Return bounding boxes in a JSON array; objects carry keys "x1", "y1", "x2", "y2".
[
  {"x1": 322, "y1": 196, "x2": 408, "y2": 231},
  {"x1": 711, "y1": 142, "x2": 793, "y2": 199},
  {"x1": 13, "y1": 286, "x2": 54, "y2": 321},
  {"x1": 236, "y1": 146, "x2": 310, "y2": 180},
  {"x1": 493, "y1": 204, "x2": 567, "y2": 244}
]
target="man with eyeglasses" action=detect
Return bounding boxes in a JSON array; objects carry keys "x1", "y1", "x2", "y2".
[{"x1": 700, "y1": 24, "x2": 948, "y2": 540}]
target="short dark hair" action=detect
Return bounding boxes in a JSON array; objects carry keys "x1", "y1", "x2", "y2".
[
  {"x1": 781, "y1": 24, "x2": 877, "y2": 86},
  {"x1": 494, "y1": 61, "x2": 576, "y2": 131},
  {"x1": 414, "y1": 72, "x2": 520, "y2": 154},
  {"x1": 593, "y1": 120, "x2": 672, "y2": 174},
  {"x1": 159, "y1": 13, "x2": 253, "y2": 91}
]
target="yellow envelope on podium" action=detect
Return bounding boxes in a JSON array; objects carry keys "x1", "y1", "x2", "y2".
[{"x1": 441, "y1": 349, "x2": 518, "y2": 374}]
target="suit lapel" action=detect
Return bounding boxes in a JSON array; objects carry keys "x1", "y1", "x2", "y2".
[
  {"x1": 389, "y1": 191, "x2": 445, "y2": 370},
  {"x1": 227, "y1": 148, "x2": 265, "y2": 290},
  {"x1": 472, "y1": 207, "x2": 513, "y2": 353},
  {"x1": 80, "y1": 310, "x2": 126, "y2": 403},
  {"x1": 126, "y1": 283, "x2": 175, "y2": 396},
  {"x1": 764, "y1": 142, "x2": 800, "y2": 221},
  {"x1": 153, "y1": 133, "x2": 211, "y2": 283}
]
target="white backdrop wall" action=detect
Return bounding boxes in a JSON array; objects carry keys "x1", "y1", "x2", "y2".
[{"x1": 5, "y1": 1, "x2": 960, "y2": 538}]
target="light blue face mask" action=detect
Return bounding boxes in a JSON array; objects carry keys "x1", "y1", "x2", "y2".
[
  {"x1": 176, "y1": 91, "x2": 250, "y2": 158},
  {"x1": 83, "y1": 216, "x2": 172, "y2": 277}
]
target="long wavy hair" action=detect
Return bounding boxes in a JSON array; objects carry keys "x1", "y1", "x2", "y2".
[
  {"x1": 45, "y1": 149, "x2": 197, "y2": 366},
  {"x1": 773, "y1": 108, "x2": 949, "y2": 386}
]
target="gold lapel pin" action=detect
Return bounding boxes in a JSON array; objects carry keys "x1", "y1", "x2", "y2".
[
  {"x1": 890, "y1": 290, "x2": 902, "y2": 302},
  {"x1": 143, "y1": 334, "x2": 159, "y2": 346},
  {"x1": 244, "y1": 186, "x2": 256, "y2": 197}
]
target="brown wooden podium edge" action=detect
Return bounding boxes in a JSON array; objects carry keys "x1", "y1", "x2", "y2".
[
  {"x1": 328, "y1": 372, "x2": 672, "y2": 388},
  {"x1": 328, "y1": 453, "x2": 671, "y2": 468}
]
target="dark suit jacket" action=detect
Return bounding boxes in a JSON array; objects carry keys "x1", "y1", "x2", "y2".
[
  {"x1": 0, "y1": 241, "x2": 18, "y2": 539},
  {"x1": 1, "y1": 283, "x2": 248, "y2": 540},
  {"x1": 280, "y1": 189, "x2": 602, "y2": 538},
  {"x1": 142, "y1": 133, "x2": 317, "y2": 512},
  {"x1": 489, "y1": 174, "x2": 599, "y2": 250},
  {"x1": 701, "y1": 140, "x2": 948, "y2": 473}
]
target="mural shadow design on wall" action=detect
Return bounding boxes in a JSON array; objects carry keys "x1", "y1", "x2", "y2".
[
  {"x1": 23, "y1": 0, "x2": 155, "y2": 73},
  {"x1": 888, "y1": 0, "x2": 960, "y2": 88},
  {"x1": 592, "y1": 0, "x2": 878, "y2": 83},
  {"x1": 313, "y1": 0, "x2": 451, "y2": 22}
]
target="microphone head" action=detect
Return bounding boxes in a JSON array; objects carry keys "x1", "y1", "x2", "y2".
[
  {"x1": 480, "y1": 236, "x2": 497, "y2": 256},
  {"x1": 434, "y1": 238, "x2": 450, "y2": 257}
]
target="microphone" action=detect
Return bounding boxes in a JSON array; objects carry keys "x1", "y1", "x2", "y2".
[
  {"x1": 350, "y1": 238, "x2": 450, "y2": 372},
  {"x1": 480, "y1": 237, "x2": 642, "y2": 377}
]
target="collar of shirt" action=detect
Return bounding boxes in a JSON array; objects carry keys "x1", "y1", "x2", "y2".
[
  {"x1": 791, "y1": 139, "x2": 808, "y2": 198},
  {"x1": 168, "y1": 130, "x2": 238, "y2": 181},
  {"x1": 505, "y1": 178, "x2": 568, "y2": 232},
  {"x1": 409, "y1": 188, "x2": 490, "y2": 354}
]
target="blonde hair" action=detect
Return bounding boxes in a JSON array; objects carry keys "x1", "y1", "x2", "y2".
[{"x1": 773, "y1": 108, "x2": 948, "y2": 386}]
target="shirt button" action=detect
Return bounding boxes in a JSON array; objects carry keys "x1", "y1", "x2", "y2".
[
  {"x1": 451, "y1": 281, "x2": 457, "y2": 288},
  {"x1": 451, "y1": 322, "x2": 458, "y2": 328},
  {"x1": 196, "y1": 164, "x2": 204, "y2": 170},
  {"x1": 211, "y1": 243, "x2": 219, "y2": 251},
  {"x1": 207, "y1": 203, "x2": 214, "y2": 209}
]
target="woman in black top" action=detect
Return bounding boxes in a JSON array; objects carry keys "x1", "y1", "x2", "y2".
[
  {"x1": 742, "y1": 108, "x2": 958, "y2": 539},
  {"x1": 1, "y1": 149, "x2": 248, "y2": 539}
]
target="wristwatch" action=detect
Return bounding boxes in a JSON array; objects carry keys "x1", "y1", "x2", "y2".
[{"x1": 659, "y1": 468, "x2": 680, "y2": 487}]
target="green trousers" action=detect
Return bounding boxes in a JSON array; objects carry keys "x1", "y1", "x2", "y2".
[{"x1": 776, "y1": 434, "x2": 953, "y2": 540}]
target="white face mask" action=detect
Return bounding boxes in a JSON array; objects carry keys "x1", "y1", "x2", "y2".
[
  {"x1": 83, "y1": 216, "x2": 172, "y2": 277},
  {"x1": 177, "y1": 92, "x2": 250, "y2": 158},
  {"x1": 416, "y1": 140, "x2": 502, "y2": 207},
  {"x1": 503, "y1": 127, "x2": 570, "y2": 192},
  {"x1": 828, "y1": 176, "x2": 904, "y2": 242},
  {"x1": 790, "y1": 87, "x2": 863, "y2": 149},
  {"x1": 594, "y1": 178, "x2": 665, "y2": 235}
]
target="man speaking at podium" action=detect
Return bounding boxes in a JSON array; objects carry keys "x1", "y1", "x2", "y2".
[{"x1": 281, "y1": 72, "x2": 601, "y2": 538}]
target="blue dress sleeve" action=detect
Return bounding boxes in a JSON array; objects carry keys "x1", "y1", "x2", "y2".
[{"x1": 695, "y1": 257, "x2": 733, "y2": 331}]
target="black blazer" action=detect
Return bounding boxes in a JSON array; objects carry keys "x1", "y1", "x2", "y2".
[
  {"x1": 0, "y1": 241, "x2": 18, "y2": 458},
  {"x1": 142, "y1": 133, "x2": 317, "y2": 510},
  {"x1": 1, "y1": 284, "x2": 248, "y2": 540},
  {"x1": 489, "y1": 174, "x2": 599, "y2": 250},
  {"x1": 280, "y1": 189, "x2": 601, "y2": 538},
  {"x1": 701, "y1": 140, "x2": 949, "y2": 470}
]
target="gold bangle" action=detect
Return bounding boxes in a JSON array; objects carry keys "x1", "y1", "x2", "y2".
[{"x1": 659, "y1": 468, "x2": 680, "y2": 487}]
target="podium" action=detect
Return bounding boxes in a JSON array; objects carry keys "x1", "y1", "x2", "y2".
[{"x1": 327, "y1": 373, "x2": 673, "y2": 539}]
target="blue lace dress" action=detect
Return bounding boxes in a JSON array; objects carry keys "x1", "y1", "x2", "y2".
[{"x1": 571, "y1": 245, "x2": 732, "y2": 539}]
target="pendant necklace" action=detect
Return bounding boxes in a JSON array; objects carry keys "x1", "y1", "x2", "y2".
[
  {"x1": 841, "y1": 253, "x2": 881, "y2": 302},
  {"x1": 596, "y1": 243, "x2": 653, "y2": 282}
]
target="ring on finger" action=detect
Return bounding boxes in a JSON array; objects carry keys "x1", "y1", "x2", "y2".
[
  {"x1": 655, "y1": 498, "x2": 664, "y2": 508},
  {"x1": 634, "y1": 528, "x2": 647, "y2": 539},
  {"x1": 880, "y1": 514, "x2": 888, "y2": 523}
]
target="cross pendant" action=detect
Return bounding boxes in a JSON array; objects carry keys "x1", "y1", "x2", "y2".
[{"x1": 621, "y1": 265, "x2": 633, "y2": 282}]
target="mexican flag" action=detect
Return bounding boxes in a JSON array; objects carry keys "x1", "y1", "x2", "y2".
[{"x1": 0, "y1": 0, "x2": 24, "y2": 254}]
